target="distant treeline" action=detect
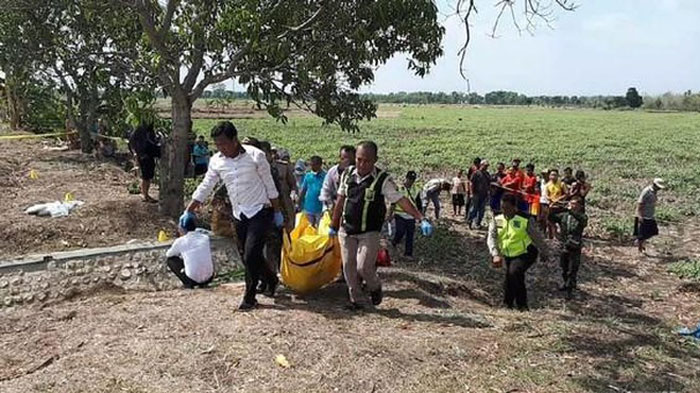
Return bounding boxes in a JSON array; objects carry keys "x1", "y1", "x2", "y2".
[{"x1": 199, "y1": 86, "x2": 700, "y2": 112}]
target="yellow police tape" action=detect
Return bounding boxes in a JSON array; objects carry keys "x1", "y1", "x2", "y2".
[
  {"x1": 0, "y1": 131, "x2": 77, "y2": 140},
  {"x1": 0, "y1": 131, "x2": 127, "y2": 142}
]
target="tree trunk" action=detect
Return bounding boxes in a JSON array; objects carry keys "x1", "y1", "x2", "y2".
[
  {"x1": 159, "y1": 92, "x2": 192, "y2": 219},
  {"x1": 76, "y1": 86, "x2": 98, "y2": 154},
  {"x1": 5, "y1": 79, "x2": 22, "y2": 130}
]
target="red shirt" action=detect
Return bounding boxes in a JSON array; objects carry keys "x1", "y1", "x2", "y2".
[
  {"x1": 522, "y1": 174, "x2": 538, "y2": 195},
  {"x1": 501, "y1": 169, "x2": 524, "y2": 192}
]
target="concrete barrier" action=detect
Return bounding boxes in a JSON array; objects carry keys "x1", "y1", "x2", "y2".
[{"x1": 0, "y1": 237, "x2": 241, "y2": 308}]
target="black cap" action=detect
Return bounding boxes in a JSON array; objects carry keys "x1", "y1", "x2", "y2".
[{"x1": 406, "y1": 171, "x2": 417, "y2": 180}]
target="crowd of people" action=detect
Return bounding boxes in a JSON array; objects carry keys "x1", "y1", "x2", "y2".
[{"x1": 151, "y1": 120, "x2": 666, "y2": 312}]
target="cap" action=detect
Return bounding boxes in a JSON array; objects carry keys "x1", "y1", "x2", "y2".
[
  {"x1": 406, "y1": 170, "x2": 417, "y2": 180},
  {"x1": 294, "y1": 159, "x2": 306, "y2": 174},
  {"x1": 480, "y1": 159, "x2": 489, "y2": 166},
  {"x1": 277, "y1": 148, "x2": 290, "y2": 161},
  {"x1": 653, "y1": 178, "x2": 666, "y2": 189}
]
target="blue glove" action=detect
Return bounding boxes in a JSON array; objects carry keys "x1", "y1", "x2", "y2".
[
  {"x1": 420, "y1": 219, "x2": 434, "y2": 237},
  {"x1": 273, "y1": 211, "x2": 285, "y2": 228},
  {"x1": 179, "y1": 211, "x2": 196, "y2": 230},
  {"x1": 328, "y1": 227, "x2": 338, "y2": 237}
]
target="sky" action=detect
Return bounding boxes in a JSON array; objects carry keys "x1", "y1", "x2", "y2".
[{"x1": 361, "y1": 0, "x2": 700, "y2": 96}]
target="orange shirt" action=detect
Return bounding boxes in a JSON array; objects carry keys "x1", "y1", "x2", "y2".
[
  {"x1": 502, "y1": 169, "x2": 524, "y2": 192},
  {"x1": 522, "y1": 174, "x2": 538, "y2": 195}
]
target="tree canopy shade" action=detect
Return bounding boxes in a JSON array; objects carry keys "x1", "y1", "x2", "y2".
[{"x1": 115, "y1": 0, "x2": 445, "y2": 217}]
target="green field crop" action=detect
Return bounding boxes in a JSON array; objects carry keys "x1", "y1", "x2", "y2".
[{"x1": 193, "y1": 105, "x2": 700, "y2": 237}]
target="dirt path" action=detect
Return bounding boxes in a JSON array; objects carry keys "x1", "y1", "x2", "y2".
[
  {"x1": 0, "y1": 138, "x2": 174, "y2": 260},
  {"x1": 1, "y1": 215, "x2": 699, "y2": 392}
]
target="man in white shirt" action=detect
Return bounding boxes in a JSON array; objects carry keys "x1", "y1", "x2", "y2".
[
  {"x1": 422, "y1": 178, "x2": 452, "y2": 220},
  {"x1": 319, "y1": 145, "x2": 356, "y2": 212},
  {"x1": 185, "y1": 121, "x2": 284, "y2": 310},
  {"x1": 166, "y1": 214, "x2": 214, "y2": 288}
]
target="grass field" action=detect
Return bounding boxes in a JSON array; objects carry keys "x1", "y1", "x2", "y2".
[{"x1": 193, "y1": 105, "x2": 700, "y2": 238}]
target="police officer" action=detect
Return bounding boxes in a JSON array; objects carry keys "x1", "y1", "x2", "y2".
[
  {"x1": 487, "y1": 193, "x2": 549, "y2": 311},
  {"x1": 549, "y1": 195, "x2": 588, "y2": 299},
  {"x1": 389, "y1": 171, "x2": 422, "y2": 258},
  {"x1": 330, "y1": 141, "x2": 433, "y2": 310}
]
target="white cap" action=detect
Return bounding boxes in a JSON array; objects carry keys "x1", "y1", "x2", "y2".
[{"x1": 653, "y1": 178, "x2": 666, "y2": 189}]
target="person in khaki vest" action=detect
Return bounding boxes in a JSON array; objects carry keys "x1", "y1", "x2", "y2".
[{"x1": 487, "y1": 193, "x2": 549, "y2": 311}]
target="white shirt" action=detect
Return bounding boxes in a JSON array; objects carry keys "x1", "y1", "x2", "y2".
[
  {"x1": 192, "y1": 145, "x2": 279, "y2": 220},
  {"x1": 319, "y1": 164, "x2": 341, "y2": 207},
  {"x1": 539, "y1": 179, "x2": 549, "y2": 204},
  {"x1": 165, "y1": 231, "x2": 214, "y2": 283},
  {"x1": 423, "y1": 178, "x2": 449, "y2": 194}
]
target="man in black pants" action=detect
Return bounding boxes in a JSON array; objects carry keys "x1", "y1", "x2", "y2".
[
  {"x1": 185, "y1": 121, "x2": 284, "y2": 310},
  {"x1": 487, "y1": 194, "x2": 549, "y2": 311}
]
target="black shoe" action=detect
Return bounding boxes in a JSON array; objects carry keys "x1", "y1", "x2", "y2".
[
  {"x1": 263, "y1": 278, "x2": 279, "y2": 298},
  {"x1": 517, "y1": 305, "x2": 530, "y2": 312},
  {"x1": 345, "y1": 302, "x2": 364, "y2": 311},
  {"x1": 238, "y1": 299, "x2": 258, "y2": 310},
  {"x1": 565, "y1": 290, "x2": 574, "y2": 301},
  {"x1": 370, "y1": 287, "x2": 383, "y2": 306},
  {"x1": 183, "y1": 283, "x2": 195, "y2": 289},
  {"x1": 467, "y1": 221, "x2": 473, "y2": 230}
]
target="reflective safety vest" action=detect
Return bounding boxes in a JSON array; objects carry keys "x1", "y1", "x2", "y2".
[
  {"x1": 495, "y1": 214, "x2": 533, "y2": 258},
  {"x1": 341, "y1": 166, "x2": 389, "y2": 235},
  {"x1": 395, "y1": 184, "x2": 420, "y2": 216}
]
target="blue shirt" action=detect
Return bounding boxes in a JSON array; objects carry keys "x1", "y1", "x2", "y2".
[
  {"x1": 301, "y1": 171, "x2": 326, "y2": 214},
  {"x1": 193, "y1": 144, "x2": 210, "y2": 165}
]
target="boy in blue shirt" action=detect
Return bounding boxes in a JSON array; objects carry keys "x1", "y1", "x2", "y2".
[{"x1": 298, "y1": 156, "x2": 326, "y2": 227}]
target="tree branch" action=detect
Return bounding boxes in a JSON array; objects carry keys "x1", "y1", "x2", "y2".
[
  {"x1": 277, "y1": 6, "x2": 324, "y2": 40},
  {"x1": 159, "y1": 0, "x2": 179, "y2": 37}
]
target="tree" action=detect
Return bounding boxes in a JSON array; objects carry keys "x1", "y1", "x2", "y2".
[
  {"x1": 626, "y1": 87, "x2": 643, "y2": 109},
  {"x1": 0, "y1": 0, "x2": 149, "y2": 149},
  {"x1": 114, "y1": 0, "x2": 445, "y2": 218}
]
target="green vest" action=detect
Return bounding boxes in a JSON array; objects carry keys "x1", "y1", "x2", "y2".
[
  {"x1": 495, "y1": 214, "x2": 533, "y2": 258},
  {"x1": 395, "y1": 185, "x2": 419, "y2": 215}
]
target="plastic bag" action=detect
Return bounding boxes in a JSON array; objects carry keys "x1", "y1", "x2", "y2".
[{"x1": 280, "y1": 212, "x2": 342, "y2": 293}]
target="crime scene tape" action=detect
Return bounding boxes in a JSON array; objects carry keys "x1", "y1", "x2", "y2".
[{"x1": 0, "y1": 131, "x2": 78, "y2": 140}]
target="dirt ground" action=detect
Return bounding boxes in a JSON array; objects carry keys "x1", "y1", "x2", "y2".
[
  {"x1": 1, "y1": 133, "x2": 699, "y2": 392},
  {"x1": 0, "y1": 137, "x2": 174, "y2": 260},
  {"x1": 1, "y1": 212, "x2": 699, "y2": 392}
]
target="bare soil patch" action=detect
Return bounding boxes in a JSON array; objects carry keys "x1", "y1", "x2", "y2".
[{"x1": 0, "y1": 138, "x2": 174, "y2": 260}]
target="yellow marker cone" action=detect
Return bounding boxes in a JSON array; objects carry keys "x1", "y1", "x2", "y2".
[
  {"x1": 64, "y1": 192, "x2": 74, "y2": 202},
  {"x1": 275, "y1": 354, "x2": 291, "y2": 368},
  {"x1": 28, "y1": 170, "x2": 39, "y2": 180},
  {"x1": 158, "y1": 230, "x2": 170, "y2": 242}
]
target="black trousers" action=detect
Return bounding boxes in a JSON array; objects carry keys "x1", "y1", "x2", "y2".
[
  {"x1": 166, "y1": 256, "x2": 212, "y2": 288},
  {"x1": 392, "y1": 216, "x2": 416, "y2": 257},
  {"x1": 560, "y1": 247, "x2": 582, "y2": 291},
  {"x1": 234, "y1": 208, "x2": 277, "y2": 303},
  {"x1": 504, "y1": 245, "x2": 538, "y2": 309}
]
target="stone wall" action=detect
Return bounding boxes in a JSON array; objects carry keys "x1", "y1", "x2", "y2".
[{"x1": 0, "y1": 237, "x2": 241, "y2": 309}]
